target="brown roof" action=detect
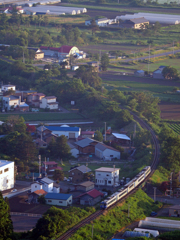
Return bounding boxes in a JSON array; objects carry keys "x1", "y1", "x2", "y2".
[
  {"x1": 169, "y1": 205, "x2": 180, "y2": 210},
  {"x1": 77, "y1": 181, "x2": 94, "y2": 187},
  {"x1": 45, "y1": 96, "x2": 56, "y2": 99},
  {"x1": 34, "y1": 189, "x2": 47, "y2": 195},
  {"x1": 95, "y1": 143, "x2": 119, "y2": 152}
]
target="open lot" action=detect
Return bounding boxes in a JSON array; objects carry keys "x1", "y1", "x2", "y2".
[
  {"x1": 0, "y1": 112, "x2": 85, "y2": 122},
  {"x1": 11, "y1": 215, "x2": 39, "y2": 232}
]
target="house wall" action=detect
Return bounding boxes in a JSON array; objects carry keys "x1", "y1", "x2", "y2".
[
  {"x1": 80, "y1": 195, "x2": 101, "y2": 206},
  {"x1": 2, "y1": 86, "x2": 16, "y2": 92},
  {"x1": 31, "y1": 183, "x2": 43, "y2": 192},
  {"x1": 169, "y1": 208, "x2": 180, "y2": 216},
  {"x1": 50, "y1": 130, "x2": 80, "y2": 138},
  {"x1": 71, "y1": 148, "x2": 79, "y2": 158},
  {"x1": 53, "y1": 187, "x2": 60, "y2": 193},
  {"x1": 3, "y1": 97, "x2": 20, "y2": 110},
  {"x1": 47, "y1": 103, "x2": 58, "y2": 110},
  {"x1": 77, "y1": 184, "x2": 94, "y2": 192},
  {"x1": 134, "y1": 21, "x2": 149, "y2": 29},
  {"x1": 43, "y1": 182, "x2": 53, "y2": 192},
  {"x1": 95, "y1": 148, "x2": 120, "y2": 160},
  {"x1": 0, "y1": 161, "x2": 14, "y2": 191},
  {"x1": 35, "y1": 52, "x2": 44, "y2": 59},
  {"x1": 95, "y1": 170, "x2": 119, "y2": 186},
  {"x1": 78, "y1": 145, "x2": 95, "y2": 154},
  {"x1": 46, "y1": 195, "x2": 72, "y2": 206},
  {"x1": 69, "y1": 169, "x2": 84, "y2": 183}
]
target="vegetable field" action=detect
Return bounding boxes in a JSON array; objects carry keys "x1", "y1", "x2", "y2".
[{"x1": 168, "y1": 123, "x2": 180, "y2": 135}]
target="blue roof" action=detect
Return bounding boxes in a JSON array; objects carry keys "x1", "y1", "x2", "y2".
[
  {"x1": 137, "y1": 70, "x2": 144, "y2": 73},
  {"x1": 45, "y1": 193, "x2": 72, "y2": 200},
  {"x1": 46, "y1": 126, "x2": 80, "y2": 132}
]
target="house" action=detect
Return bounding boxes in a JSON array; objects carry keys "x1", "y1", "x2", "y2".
[
  {"x1": 35, "y1": 49, "x2": 44, "y2": 59},
  {"x1": 37, "y1": 126, "x2": 52, "y2": 138},
  {"x1": 3, "y1": 95, "x2": 21, "y2": 111},
  {"x1": 40, "y1": 96, "x2": 58, "y2": 110},
  {"x1": 75, "y1": 181, "x2": 94, "y2": 192},
  {"x1": 44, "y1": 133, "x2": 58, "y2": 144},
  {"x1": 74, "y1": 138, "x2": 98, "y2": 155},
  {"x1": 68, "y1": 142, "x2": 79, "y2": 158},
  {"x1": 95, "y1": 167, "x2": 120, "y2": 186},
  {"x1": 134, "y1": 70, "x2": 145, "y2": 77},
  {"x1": 75, "y1": 189, "x2": 103, "y2": 206},
  {"x1": 153, "y1": 66, "x2": 166, "y2": 79},
  {"x1": 169, "y1": 205, "x2": 180, "y2": 217},
  {"x1": 31, "y1": 177, "x2": 59, "y2": 193},
  {"x1": 27, "y1": 93, "x2": 45, "y2": 107},
  {"x1": 46, "y1": 125, "x2": 81, "y2": 139},
  {"x1": 0, "y1": 7, "x2": 24, "y2": 14},
  {"x1": 1, "y1": 85, "x2": 16, "y2": 92},
  {"x1": 15, "y1": 102, "x2": 29, "y2": 112},
  {"x1": 112, "y1": 133, "x2": 131, "y2": 146},
  {"x1": 120, "y1": 17, "x2": 149, "y2": 29},
  {"x1": 69, "y1": 165, "x2": 92, "y2": 183},
  {"x1": 40, "y1": 45, "x2": 79, "y2": 59},
  {"x1": 85, "y1": 18, "x2": 115, "y2": 27},
  {"x1": 34, "y1": 138, "x2": 47, "y2": 148},
  {"x1": 0, "y1": 160, "x2": 14, "y2": 191},
  {"x1": 28, "y1": 189, "x2": 47, "y2": 203},
  {"x1": 41, "y1": 161, "x2": 62, "y2": 175},
  {"x1": 81, "y1": 131, "x2": 95, "y2": 138},
  {"x1": 45, "y1": 193, "x2": 72, "y2": 206},
  {"x1": 95, "y1": 143, "x2": 120, "y2": 160}
]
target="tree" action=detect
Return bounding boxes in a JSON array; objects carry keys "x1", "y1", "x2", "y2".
[
  {"x1": 0, "y1": 192, "x2": 13, "y2": 239},
  {"x1": 38, "y1": 195, "x2": 46, "y2": 204},
  {"x1": 94, "y1": 130, "x2": 103, "y2": 142},
  {"x1": 90, "y1": 19, "x2": 100, "y2": 36},
  {"x1": 101, "y1": 53, "x2": 109, "y2": 71},
  {"x1": 48, "y1": 136, "x2": 71, "y2": 159},
  {"x1": 53, "y1": 169, "x2": 64, "y2": 181},
  {"x1": 162, "y1": 66, "x2": 179, "y2": 80}
]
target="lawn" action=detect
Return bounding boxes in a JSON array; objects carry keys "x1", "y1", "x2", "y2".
[{"x1": 0, "y1": 112, "x2": 85, "y2": 122}]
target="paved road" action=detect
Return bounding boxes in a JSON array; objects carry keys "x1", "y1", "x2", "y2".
[{"x1": 3, "y1": 186, "x2": 31, "y2": 199}]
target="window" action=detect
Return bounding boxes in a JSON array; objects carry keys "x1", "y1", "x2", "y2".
[
  {"x1": 0, "y1": 170, "x2": 2, "y2": 174},
  {"x1": 48, "y1": 200, "x2": 52, "y2": 202},
  {"x1": 35, "y1": 186, "x2": 37, "y2": 188},
  {"x1": 6, "y1": 180, "x2": 8, "y2": 183},
  {"x1": 69, "y1": 200, "x2": 71, "y2": 202},
  {"x1": 106, "y1": 174, "x2": 109, "y2": 176},
  {"x1": 110, "y1": 155, "x2": 113, "y2": 157},
  {"x1": 59, "y1": 201, "x2": 63, "y2": 203},
  {"x1": 98, "y1": 174, "x2": 101, "y2": 176},
  {"x1": 4, "y1": 168, "x2": 9, "y2": 173},
  {"x1": 72, "y1": 172, "x2": 74, "y2": 175},
  {"x1": 108, "y1": 181, "x2": 111, "y2": 184}
]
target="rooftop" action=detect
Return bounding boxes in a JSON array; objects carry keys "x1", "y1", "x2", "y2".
[
  {"x1": 128, "y1": 17, "x2": 149, "y2": 24},
  {"x1": 40, "y1": 177, "x2": 54, "y2": 184},
  {"x1": 45, "y1": 96, "x2": 56, "y2": 99},
  {"x1": 95, "y1": 167, "x2": 120, "y2": 172},
  {"x1": 95, "y1": 143, "x2": 119, "y2": 152},
  {"x1": 69, "y1": 165, "x2": 91, "y2": 173},
  {"x1": 75, "y1": 138, "x2": 97, "y2": 148},
  {"x1": 34, "y1": 189, "x2": 47, "y2": 195},
  {"x1": 2, "y1": 84, "x2": 15, "y2": 87},
  {"x1": 46, "y1": 126, "x2": 80, "y2": 132},
  {"x1": 77, "y1": 189, "x2": 103, "y2": 199},
  {"x1": 36, "y1": 126, "x2": 49, "y2": 132},
  {"x1": 112, "y1": 133, "x2": 130, "y2": 141},
  {"x1": 77, "y1": 181, "x2": 94, "y2": 187},
  {"x1": 81, "y1": 131, "x2": 95, "y2": 135},
  {"x1": 45, "y1": 193, "x2": 72, "y2": 200},
  {"x1": 0, "y1": 160, "x2": 13, "y2": 168},
  {"x1": 169, "y1": 205, "x2": 180, "y2": 210}
]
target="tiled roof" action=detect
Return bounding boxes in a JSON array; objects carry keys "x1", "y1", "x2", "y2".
[
  {"x1": 75, "y1": 138, "x2": 96, "y2": 148},
  {"x1": 69, "y1": 165, "x2": 91, "y2": 173},
  {"x1": 40, "y1": 177, "x2": 54, "y2": 184},
  {"x1": 77, "y1": 189, "x2": 103, "y2": 199},
  {"x1": 95, "y1": 143, "x2": 119, "y2": 152},
  {"x1": 34, "y1": 189, "x2": 47, "y2": 195},
  {"x1": 45, "y1": 193, "x2": 72, "y2": 200}
]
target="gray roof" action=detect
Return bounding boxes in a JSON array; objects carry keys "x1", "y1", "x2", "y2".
[
  {"x1": 95, "y1": 167, "x2": 120, "y2": 172},
  {"x1": 68, "y1": 142, "x2": 76, "y2": 149},
  {"x1": 69, "y1": 165, "x2": 91, "y2": 173},
  {"x1": 75, "y1": 138, "x2": 96, "y2": 148},
  {"x1": 4, "y1": 95, "x2": 19, "y2": 100},
  {"x1": 129, "y1": 17, "x2": 149, "y2": 24},
  {"x1": 77, "y1": 181, "x2": 94, "y2": 187},
  {"x1": 37, "y1": 126, "x2": 48, "y2": 132},
  {"x1": 40, "y1": 177, "x2": 54, "y2": 185},
  {"x1": 95, "y1": 143, "x2": 119, "y2": 152}
]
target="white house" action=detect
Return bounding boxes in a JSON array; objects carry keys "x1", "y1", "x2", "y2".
[
  {"x1": 85, "y1": 18, "x2": 116, "y2": 27},
  {"x1": 40, "y1": 96, "x2": 58, "y2": 110},
  {"x1": 95, "y1": 167, "x2": 119, "y2": 186},
  {"x1": 3, "y1": 95, "x2": 21, "y2": 111},
  {"x1": 0, "y1": 160, "x2": 14, "y2": 191},
  {"x1": 45, "y1": 193, "x2": 72, "y2": 206},
  {"x1": 31, "y1": 177, "x2": 59, "y2": 193},
  {"x1": 46, "y1": 125, "x2": 81, "y2": 139},
  {"x1": 95, "y1": 143, "x2": 120, "y2": 160},
  {"x1": 68, "y1": 142, "x2": 79, "y2": 158},
  {"x1": 1, "y1": 85, "x2": 16, "y2": 92}
]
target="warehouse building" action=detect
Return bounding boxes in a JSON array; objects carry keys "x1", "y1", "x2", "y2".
[{"x1": 40, "y1": 45, "x2": 79, "y2": 58}]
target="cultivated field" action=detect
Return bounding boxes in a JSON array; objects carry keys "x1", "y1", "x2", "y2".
[{"x1": 159, "y1": 103, "x2": 180, "y2": 120}]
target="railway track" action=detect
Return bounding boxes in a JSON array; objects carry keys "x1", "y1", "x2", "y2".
[{"x1": 57, "y1": 113, "x2": 160, "y2": 240}]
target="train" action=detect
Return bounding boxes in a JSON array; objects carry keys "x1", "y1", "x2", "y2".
[{"x1": 100, "y1": 166, "x2": 151, "y2": 210}]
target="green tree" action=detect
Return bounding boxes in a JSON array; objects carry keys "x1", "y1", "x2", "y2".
[
  {"x1": 0, "y1": 192, "x2": 13, "y2": 239},
  {"x1": 38, "y1": 195, "x2": 46, "y2": 204},
  {"x1": 162, "y1": 66, "x2": 179, "y2": 80},
  {"x1": 53, "y1": 169, "x2": 64, "y2": 181},
  {"x1": 90, "y1": 19, "x2": 100, "y2": 36},
  {"x1": 101, "y1": 53, "x2": 109, "y2": 71},
  {"x1": 94, "y1": 130, "x2": 103, "y2": 142},
  {"x1": 48, "y1": 136, "x2": 71, "y2": 159}
]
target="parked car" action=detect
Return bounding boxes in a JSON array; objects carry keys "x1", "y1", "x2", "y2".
[
  {"x1": 11, "y1": 189, "x2": 17, "y2": 192},
  {"x1": 150, "y1": 211, "x2": 157, "y2": 217}
]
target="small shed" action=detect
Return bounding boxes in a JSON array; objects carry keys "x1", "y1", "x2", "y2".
[
  {"x1": 76, "y1": 189, "x2": 103, "y2": 206},
  {"x1": 45, "y1": 193, "x2": 72, "y2": 206},
  {"x1": 134, "y1": 70, "x2": 145, "y2": 77},
  {"x1": 169, "y1": 205, "x2": 180, "y2": 217},
  {"x1": 68, "y1": 142, "x2": 79, "y2": 158},
  {"x1": 112, "y1": 133, "x2": 130, "y2": 145},
  {"x1": 76, "y1": 181, "x2": 94, "y2": 192}
]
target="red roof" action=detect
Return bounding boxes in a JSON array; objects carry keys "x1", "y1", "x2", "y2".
[
  {"x1": 58, "y1": 45, "x2": 73, "y2": 53},
  {"x1": 34, "y1": 189, "x2": 47, "y2": 195},
  {"x1": 77, "y1": 189, "x2": 103, "y2": 199},
  {"x1": 43, "y1": 161, "x2": 57, "y2": 165},
  {"x1": 40, "y1": 46, "x2": 49, "y2": 50},
  {"x1": 81, "y1": 131, "x2": 95, "y2": 135}
]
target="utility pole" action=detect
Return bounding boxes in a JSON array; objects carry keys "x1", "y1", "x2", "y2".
[
  {"x1": 33, "y1": 172, "x2": 34, "y2": 182},
  {"x1": 92, "y1": 223, "x2": 94, "y2": 238},
  {"x1": 148, "y1": 45, "x2": 150, "y2": 74},
  {"x1": 23, "y1": 50, "x2": 25, "y2": 64},
  {"x1": 170, "y1": 172, "x2": 173, "y2": 198},
  {"x1": 44, "y1": 157, "x2": 46, "y2": 177},
  {"x1": 39, "y1": 155, "x2": 41, "y2": 177},
  {"x1": 153, "y1": 187, "x2": 156, "y2": 202},
  {"x1": 128, "y1": 204, "x2": 130, "y2": 218},
  {"x1": 173, "y1": 41, "x2": 174, "y2": 55},
  {"x1": 104, "y1": 122, "x2": 106, "y2": 141},
  {"x1": 99, "y1": 50, "x2": 101, "y2": 72}
]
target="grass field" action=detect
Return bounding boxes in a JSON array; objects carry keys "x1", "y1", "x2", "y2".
[{"x1": 0, "y1": 112, "x2": 85, "y2": 122}]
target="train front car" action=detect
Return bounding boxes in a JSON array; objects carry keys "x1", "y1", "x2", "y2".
[{"x1": 100, "y1": 201, "x2": 107, "y2": 210}]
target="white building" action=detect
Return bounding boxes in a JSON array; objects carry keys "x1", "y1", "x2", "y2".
[
  {"x1": 95, "y1": 167, "x2": 119, "y2": 186},
  {"x1": 85, "y1": 18, "x2": 116, "y2": 27},
  {"x1": 31, "y1": 177, "x2": 59, "y2": 193},
  {"x1": 40, "y1": 96, "x2": 58, "y2": 110},
  {"x1": 0, "y1": 160, "x2": 14, "y2": 191},
  {"x1": 1, "y1": 85, "x2": 16, "y2": 92},
  {"x1": 95, "y1": 143, "x2": 120, "y2": 160},
  {"x1": 3, "y1": 95, "x2": 21, "y2": 111},
  {"x1": 46, "y1": 125, "x2": 81, "y2": 139},
  {"x1": 68, "y1": 142, "x2": 79, "y2": 158},
  {"x1": 45, "y1": 193, "x2": 72, "y2": 206}
]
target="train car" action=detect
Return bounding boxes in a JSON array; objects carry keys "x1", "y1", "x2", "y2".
[{"x1": 100, "y1": 166, "x2": 151, "y2": 210}]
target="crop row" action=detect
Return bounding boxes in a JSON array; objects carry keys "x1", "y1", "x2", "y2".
[{"x1": 168, "y1": 123, "x2": 180, "y2": 135}]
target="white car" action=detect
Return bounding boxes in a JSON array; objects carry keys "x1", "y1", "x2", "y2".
[{"x1": 11, "y1": 189, "x2": 17, "y2": 192}]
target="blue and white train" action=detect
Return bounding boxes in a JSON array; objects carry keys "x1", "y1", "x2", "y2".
[{"x1": 100, "y1": 166, "x2": 151, "y2": 210}]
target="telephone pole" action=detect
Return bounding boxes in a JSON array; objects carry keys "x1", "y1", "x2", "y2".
[
  {"x1": 148, "y1": 45, "x2": 150, "y2": 74},
  {"x1": 153, "y1": 187, "x2": 156, "y2": 202},
  {"x1": 39, "y1": 155, "x2": 41, "y2": 177},
  {"x1": 44, "y1": 157, "x2": 46, "y2": 177},
  {"x1": 104, "y1": 122, "x2": 106, "y2": 141}
]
